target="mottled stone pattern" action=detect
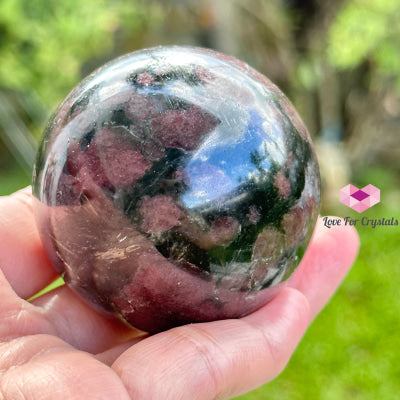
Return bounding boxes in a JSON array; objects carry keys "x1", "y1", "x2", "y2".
[{"x1": 33, "y1": 46, "x2": 320, "y2": 333}]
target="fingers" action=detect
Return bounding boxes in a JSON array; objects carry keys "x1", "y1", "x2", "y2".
[
  {"x1": 0, "y1": 334, "x2": 131, "y2": 400},
  {"x1": 0, "y1": 187, "x2": 59, "y2": 299},
  {"x1": 32, "y1": 285, "x2": 146, "y2": 354},
  {"x1": 112, "y1": 287, "x2": 310, "y2": 400},
  {"x1": 0, "y1": 188, "x2": 142, "y2": 353},
  {"x1": 288, "y1": 216, "x2": 360, "y2": 319},
  {"x1": 0, "y1": 267, "x2": 56, "y2": 341},
  {"x1": 96, "y1": 338, "x2": 146, "y2": 366}
]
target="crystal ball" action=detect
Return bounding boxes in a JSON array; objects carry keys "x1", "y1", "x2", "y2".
[{"x1": 33, "y1": 46, "x2": 320, "y2": 333}]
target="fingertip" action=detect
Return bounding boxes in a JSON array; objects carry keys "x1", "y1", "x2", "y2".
[
  {"x1": 288, "y1": 216, "x2": 360, "y2": 320},
  {"x1": 314, "y1": 216, "x2": 360, "y2": 254}
]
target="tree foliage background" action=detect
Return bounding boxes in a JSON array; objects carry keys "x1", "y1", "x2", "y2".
[
  {"x1": 1, "y1": 0, "x2": 399, "y2": 197},
  {"x1": 0, "y1": 1, "x2": 399, "y2": 399}
]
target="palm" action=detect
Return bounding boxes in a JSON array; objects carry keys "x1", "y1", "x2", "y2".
[{"x1": 0, "y1": 188, "x2": 359, "y2": 399}]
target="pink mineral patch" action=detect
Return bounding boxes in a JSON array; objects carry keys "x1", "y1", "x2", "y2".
[
  {"x1": 174, "y1": 166, "x2": 190, "y2": 186},
  {"x1": 281, "y1": 207, "x2": 305, "y2": 249},
  {"x1": 136, "y1": 72, "x2": 154, "y2": 86},
  {"x1": 248, "y1": 205, "x2": 260, "y2": 224},
  {"x1": 67, "y1": 130, "x2": 152, "y2": 189},
  {"x1": 56, "y1": 173, "x2": 82, "y2": 205},
  {"x1": 151, "y1": 105, "x2": 218, "y2": 150},
  {"x1": 210, "y1": 216, "x2": 240, "y2": 245},
  {"x1": 94, "y1": 129, "x2": 152, "y2": 187},
  {"x1": 111, "y1": 252, "x2": 214, "y2": 332},
  {"x1": 67, "y1": 141, "x2": 109, "y2": 187},
  {"x1": 274, "y1": 171, "x2": 291, "y2": 198},
  {"x1": 126, "y1": 93, "x2": 162, "y2": 121},
  {"x1": 111, "y1": 251, "x2": 283, "y2": 333},
  {"x1": 195, "y1": 65, "x2": 215, "y2": 82},
  {"x1": 140, "y1": 195, "x2": 182, "y2": 234}
]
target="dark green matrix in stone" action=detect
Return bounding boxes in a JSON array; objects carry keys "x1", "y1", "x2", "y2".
[{"x1": 33, "y1": 46, "x2": 320, "y2": 333}]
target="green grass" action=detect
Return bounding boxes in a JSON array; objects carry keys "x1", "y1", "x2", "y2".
[
  {"x1": 28, "y1": 277, "x2": 65, "y2": 301},
  {"x1": 235, "y1": 200, "x2": 400, "y2": 400},
  {"x1": 0, "y1": 164, "x2": 31, "y2": 196}
]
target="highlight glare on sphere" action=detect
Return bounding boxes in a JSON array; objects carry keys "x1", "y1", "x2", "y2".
[{"x1": 33, "y1": 46, "x2": 320, "y2": 333}]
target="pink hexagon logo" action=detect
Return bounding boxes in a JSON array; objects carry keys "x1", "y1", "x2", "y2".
[{"x1": 340, "y1": 184, "x2": 380, "y2": 213}]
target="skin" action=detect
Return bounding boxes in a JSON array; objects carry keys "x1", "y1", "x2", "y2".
[{"x1": 0, "y1": 187, "x2": 359, "y2": 400}]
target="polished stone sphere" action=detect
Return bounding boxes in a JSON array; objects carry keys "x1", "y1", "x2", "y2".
[{"x1": 33, "y1": 46, "x2": 320, "y2": 333}]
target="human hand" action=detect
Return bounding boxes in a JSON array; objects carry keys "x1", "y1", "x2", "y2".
[{"x1": 0, "y1": 187, "x2": 359, "y2": 399}]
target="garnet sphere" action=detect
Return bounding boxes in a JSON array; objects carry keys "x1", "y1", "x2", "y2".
[{"x1": 33, "y1": 46, "x2": 320, "y2": 333}]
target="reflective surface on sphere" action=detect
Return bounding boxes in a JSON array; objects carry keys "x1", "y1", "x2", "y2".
[{"x1": 33, "y1": 46, "x2": 320, "y2": 333}]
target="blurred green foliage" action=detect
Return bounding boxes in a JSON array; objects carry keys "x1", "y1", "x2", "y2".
[
  {"x1": 0, "y1": 163, "x2": 30, "y2": 195},
  {"x1": 0, "y1": 0, "x2": 153, "y2": 107},
  {"x1": 328, "y1": 0, "x2": 400, "y2": 84}
]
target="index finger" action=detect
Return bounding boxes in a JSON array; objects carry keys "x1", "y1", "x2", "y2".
[{"x1": 0, "y1": 187, "x2": 59, "y2": 299}]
